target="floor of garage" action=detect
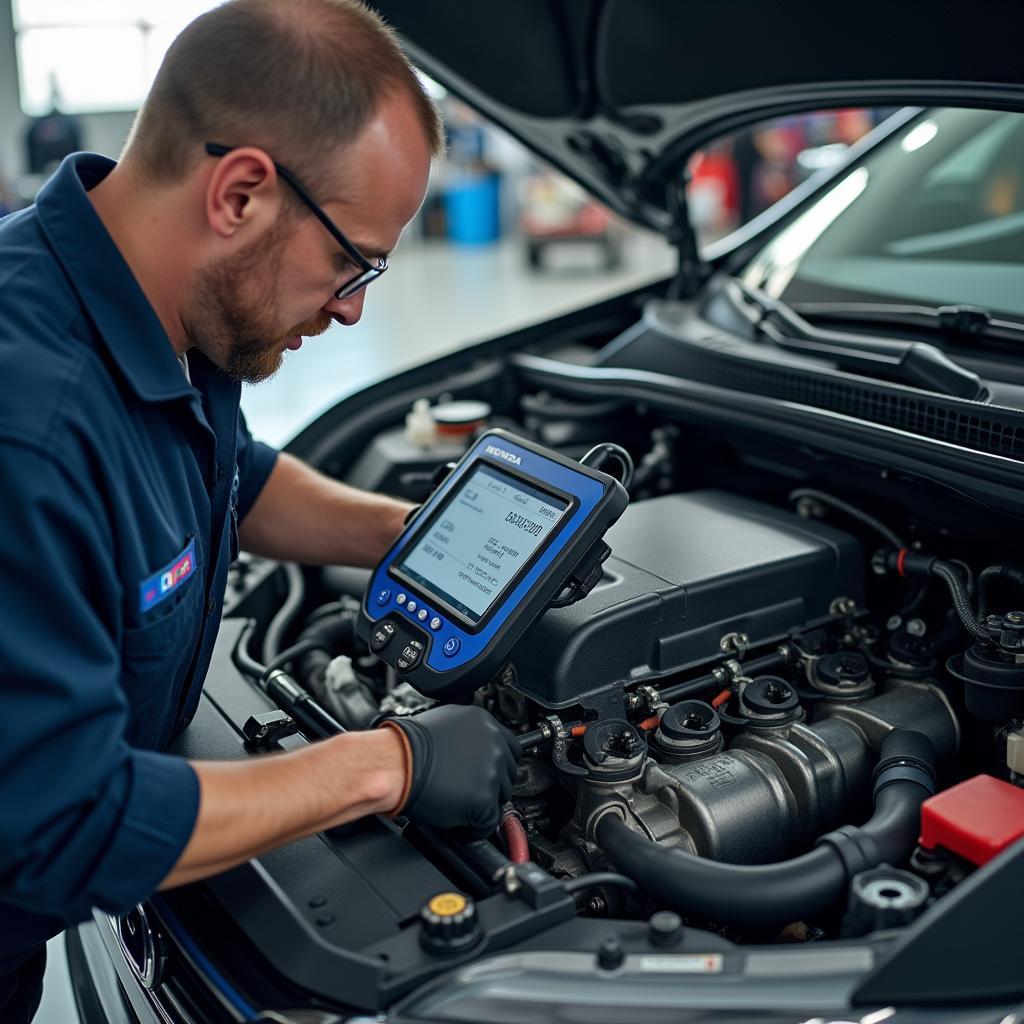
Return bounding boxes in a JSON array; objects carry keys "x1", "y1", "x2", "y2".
[{"x1": 34, "y1": 228, "x2": 672, "y2": 1023}]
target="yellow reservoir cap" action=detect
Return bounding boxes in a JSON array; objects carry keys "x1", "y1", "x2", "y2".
[{"x1": 427, "y1": 892, "x2": 468, "y2": 917}]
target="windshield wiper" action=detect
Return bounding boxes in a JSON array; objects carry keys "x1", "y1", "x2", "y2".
[
  {"x1": 726, "y1": 279, "x2": 986, "y2": 400},
  {"x1": 789, "y1": 300, "x2": 1024, "y2": 348}
]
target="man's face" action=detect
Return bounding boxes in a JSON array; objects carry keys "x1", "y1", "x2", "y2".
[
  {"x1": 187, "y1": 213, "x2": 332, "y2": 383},
  {"x1": 187, "y1": 93, "x2": 432, "y2": 383}
]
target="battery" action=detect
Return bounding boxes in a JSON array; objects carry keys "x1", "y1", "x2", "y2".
[{"x1": 919, "y1": 774, "x2": 1024, "y2": 866}]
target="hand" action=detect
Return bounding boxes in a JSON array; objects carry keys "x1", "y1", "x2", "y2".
[{"x1": 380, "y1": 706, "x2": 521, "y2": 837}]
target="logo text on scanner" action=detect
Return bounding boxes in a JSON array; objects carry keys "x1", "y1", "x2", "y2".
[{"x1": 485, "y1": 445, "x2": 522, "y2": 465}]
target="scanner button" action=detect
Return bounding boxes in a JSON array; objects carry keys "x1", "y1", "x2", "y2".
[
  {"x1": 430, "y1": 616, "x2": 442, "y2": 631},
  {"x1": 395, "y1": 593, "x2": 407, "y2": 606},
  {"x1": 375, "y1": 588, "x2": 391, "y2": 606},
  {"x1": 406, "y1": 600, "x2": 417, "y2": 614},
  {"x1": 370, "y1": 621, "x2": 397, "y2": 652},
  {"x1": 417, "y1": 608, "x2": 428, "y2": 622},
  {"x1": 443, "y1": 636, "x2": 461, "y2": 657},
  {"x1": 397, "y1": 642, "x2": 423, "y2": 671}
]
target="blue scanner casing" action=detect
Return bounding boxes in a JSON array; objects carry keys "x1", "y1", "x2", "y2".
[{"x1": 358, "y1": 429, "x2": 628, "y2": 701}]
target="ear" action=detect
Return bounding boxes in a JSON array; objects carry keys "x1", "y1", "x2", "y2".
[{"x1": 204, "y1": 147, "x2": 281, "y2": 239}]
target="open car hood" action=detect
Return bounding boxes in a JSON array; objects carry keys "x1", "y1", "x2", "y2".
[{"x1": 373, "y1": 0, "x2": 1024, "y2": 236}]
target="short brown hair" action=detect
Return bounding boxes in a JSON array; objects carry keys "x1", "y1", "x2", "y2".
[{"x1": 124, "y1": 0, "x2": 442, "y2": 191}]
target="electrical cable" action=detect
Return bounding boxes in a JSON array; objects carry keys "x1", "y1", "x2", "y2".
[
  {"x1": 262, "y1": 563, "x2": 305, "y2": 662},
  {"x1": 789, "y1": 488, "x2": 906, "y2": 549},
  {"x1": 563, "y1": 872, "x2": 641, "y2": 898},
  {"x1": 581, "y1": 442, "x2": 634, "y2": 489}
]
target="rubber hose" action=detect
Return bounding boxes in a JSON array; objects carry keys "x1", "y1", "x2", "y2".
[
  {"x1": 596, "y1": 730, "x2": 936, "y2": 927},
  {"x1": 292, "y1": 607, "x2": 373, "y2": 726},
  {"x1": 977, "y1": 565, "x2": 1024, "y2": 619},
  {"x1": 789, "y1": 488, "x2": 905, "y2": 549},
  {"x1": 930, "y1": 560, "x2": 990, "y2": 643},
  {"x1": 293, "y1": 607, "x2": 360, "y2": 697},
  {"x1": 597, "y1": 817, "x2": 847, "y2": 926},
  {"x1": 263, "y1": 563, "x2": 305, "y2": 662},
  {"x1": 501, "y1": 812, "x2": 530, "y2": 864}
]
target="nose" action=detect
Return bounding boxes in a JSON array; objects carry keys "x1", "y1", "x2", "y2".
[{"x1": 323, "y1": 289, "x2": 367, "y2": 326}]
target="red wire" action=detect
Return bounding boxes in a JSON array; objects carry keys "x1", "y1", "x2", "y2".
[{"x1": 711, "y1": 688, "x2": 732, "y2": 709}]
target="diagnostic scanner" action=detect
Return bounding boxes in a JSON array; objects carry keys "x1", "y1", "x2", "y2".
[{"x1": 358, "y1": 430, "x2": 629, "y2": 700}]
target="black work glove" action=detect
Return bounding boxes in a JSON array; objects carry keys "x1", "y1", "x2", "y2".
[{"x1": 380, "y1": 705, "x2": 521, "y2": 838}]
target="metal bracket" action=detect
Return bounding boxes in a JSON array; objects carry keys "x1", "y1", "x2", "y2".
[{"x1": 243, "y1": 710, "x2": 298, "y2": 751}]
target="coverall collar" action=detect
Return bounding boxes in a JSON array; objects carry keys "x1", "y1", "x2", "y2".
[{"x1": 34, "y1": 152, "x2": 195, "y2": 403}]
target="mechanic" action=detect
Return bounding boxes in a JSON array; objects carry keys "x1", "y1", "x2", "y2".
[{"x1": 0, "y1": 2, "x2": 521, "y2": 1020}]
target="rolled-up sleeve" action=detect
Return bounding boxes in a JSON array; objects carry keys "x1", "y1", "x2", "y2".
[
  {"x1": 234, "y1": 408, "x2": 278, "y2": 524},
  {"x1": 0, "y1": 441, "x2": 199, "y2": 924}
]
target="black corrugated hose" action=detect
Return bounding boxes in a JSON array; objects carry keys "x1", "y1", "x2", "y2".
[
  {"x1": 930, "y1": 560, "x2": 991, "y2": 643},
  {"x1": 596, "y1": 730, "x2": 937, "y2": 927}
]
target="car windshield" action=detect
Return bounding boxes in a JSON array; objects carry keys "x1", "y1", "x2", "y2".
[{"x1": 741, "y1": 107, "x2": 1024, "y2": 324}]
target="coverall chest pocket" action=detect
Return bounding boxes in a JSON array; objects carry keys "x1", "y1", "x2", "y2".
[{"x1": 121, "y1": 540, "x2": 205, "y2": 723}]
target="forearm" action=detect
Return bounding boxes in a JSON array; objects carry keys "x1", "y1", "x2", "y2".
[
  {"x1": 239, "y1": 452, "x2": 412, "y2": 567},
  {"x1": 160, "y1": 728, "x2": 406, "y2": 889}
]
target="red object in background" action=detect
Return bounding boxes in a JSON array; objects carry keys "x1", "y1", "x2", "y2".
[
  {"x1": 919, "y1": 774, "x2": 1024, "y2": 866},
  {"x1": 689, "y1": 149, "x2": 740, "y2": 219}
]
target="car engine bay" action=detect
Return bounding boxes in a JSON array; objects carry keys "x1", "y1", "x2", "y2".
[{"x1": 209, "y1": 339, "x2": 1024, "y2": 1012}]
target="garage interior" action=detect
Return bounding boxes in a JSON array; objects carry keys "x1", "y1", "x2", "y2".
[{"x1": 4, "y1": 4, "x2": 984, "y2": 1022}]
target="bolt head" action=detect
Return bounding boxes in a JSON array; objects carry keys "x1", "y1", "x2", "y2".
[
  {"x1": 597, "y1": 936, "x2": 624, "y2": 970},
  {"x1": 649, "y1": 911, "x2": 684, "y2": 947}
]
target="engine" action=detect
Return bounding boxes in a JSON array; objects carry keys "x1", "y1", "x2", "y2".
[{"x1": 234, "y1": 417, "x2": 1024, "y2": 940}]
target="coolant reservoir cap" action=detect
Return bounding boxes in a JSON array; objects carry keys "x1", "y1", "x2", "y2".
[
  {"x1": 420, "y1": 891, "x2": 480, "y2": 955},
  {"x1": 432, "y1": 400, "x2": 491, "y2": 434}
]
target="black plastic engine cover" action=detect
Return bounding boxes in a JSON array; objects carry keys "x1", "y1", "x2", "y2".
[{"x1": 509, "y1": 490, "x2": 863, "y2": 708}]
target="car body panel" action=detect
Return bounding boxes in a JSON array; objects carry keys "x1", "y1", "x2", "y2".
[{"x1": 374, "y1": 1, "x2": 1024, "y2": 234}]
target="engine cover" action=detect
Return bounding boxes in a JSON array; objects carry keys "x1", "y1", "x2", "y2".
[{"x1": 510, "y1": 490, "x2": 863, "y2": 708}]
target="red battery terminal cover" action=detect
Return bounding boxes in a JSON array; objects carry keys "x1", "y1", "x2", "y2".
[{"x1": 919, "y1": 774, "x2": 1024, "y2": 866}]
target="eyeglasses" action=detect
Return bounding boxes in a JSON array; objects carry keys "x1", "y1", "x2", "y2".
[{"x1": 205, "y1": 142, "x2": 388, "y2": 300}]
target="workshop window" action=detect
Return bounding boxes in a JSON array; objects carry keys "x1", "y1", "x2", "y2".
[{"x1": 13, "y1": 1, "x2": 218, "y2": 115}]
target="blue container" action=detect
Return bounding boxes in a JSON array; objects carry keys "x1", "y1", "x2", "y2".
[{"x1": 444, "y1": 172, "x2": 500, "y2": 244}]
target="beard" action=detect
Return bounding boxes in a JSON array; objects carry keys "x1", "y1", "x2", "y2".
[{"x1": 186, "y1": 221, "x2": 334, "y2": 384}]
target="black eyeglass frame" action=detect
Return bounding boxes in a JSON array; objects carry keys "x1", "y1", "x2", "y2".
[{"x1": 205, "y1": 142, "x2": 388, "y2": 300}]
